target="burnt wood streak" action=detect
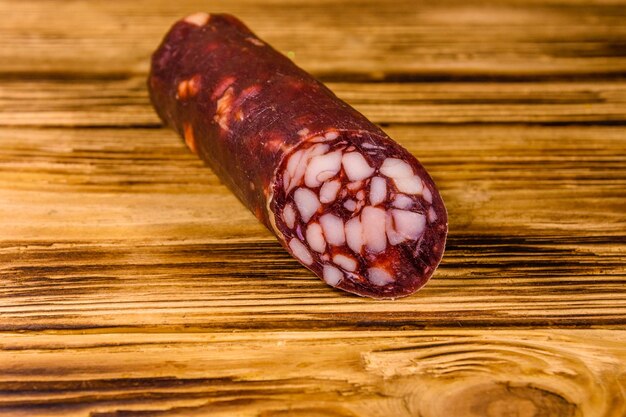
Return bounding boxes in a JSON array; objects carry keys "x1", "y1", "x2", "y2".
[{"x1": 0, "y1": 0, "x2": 625, "y2": 415}]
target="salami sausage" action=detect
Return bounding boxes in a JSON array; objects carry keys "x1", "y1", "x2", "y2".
[{"x1": 148, "y1": 13, "x2": 447, "y2": 299}]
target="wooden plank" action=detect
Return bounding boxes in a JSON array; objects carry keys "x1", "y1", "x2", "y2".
[
  {"x1": 1, "y1": 0, "x2": 625, "y2": 414},
  {"x1": 1, "y1": 126, "x2": 623, "y2": 331},
  {"x1": 0, "y1": 0, "x2": 625, "y2": 79},
  {"x1": 1, "y1": 125, "x2": 623, "y2": 232},
  {"x1": 1, "y1": 78, "x2": 626, "y2": 126},
  {"x1": 1, "y1": 237, "x2": 624, "y2": 331},
  {"x1": 1, "y1": 330, "x2": 625, "y2": 416}
]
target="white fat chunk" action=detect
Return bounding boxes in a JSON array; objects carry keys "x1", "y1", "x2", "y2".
[
  {"x1": 386, "y1": 210, "x2": 405, "y2": 245},
  {"x1": 394, "y1": 209, "x2": 425, "y2": 238},
  {"x1": 294, "y1": 188, "x2": 320, "y2": 223},
  {"x1": 379, "y1": 158, "x2": 414, "y2": 178},
  {"x1": 428, "y1": 207, "x2": 438, "y2": 223},
  {"x1": 393, "y1": 194, "x2": 413, "y2": 209},
  {"x1": 342, "y1": 152, "x2": 375, "y2": 181},
  {"x1": 286, "y1": 145, "x2": 329, "y2": 192},
  {"x1": 323, "y1": 264, "x2": 344, "y2": 286},
  {"x1": 333, "y1": 254, "x2": 357, "y2": 272},
  {"x1": 361, "y1": 206, "x2": 387, "y2": 253},
  {"x1": 369, "y1": 177, "x2": 387, "y2": 205},
  {"x1": 286, "y1": 150, "x2": 304, "y2": 179},
  {"x1": 361, "y1": 142, "x2": 384, "y2": 150},
  {"x1": 343, "y1": 199, "x2": 357, "y2": 211},
  {"x1": 379, "y1": 158, "x2": 422, "y2": 195},
  {"x1": 387, "y1": 209, "x2": 426, "y2": 244},
  {"x1": 393, "y1": 176, "x2": 423, "y2": 195},
  {"x1": 319, "y1": 179, "x2": 341, "y2": 203},
  {"x1": 325, "y1": 131, "x2": 339, "y2": 140},
  {"x1": 304, "y1": 151, "x2": 342, "y2": 188},
  {"x1": 306, "y1": 222, "x2": 326, "y2": 253},
  {"x1": 184, "y1": 12, "x2": 210, "y2": 26},
  {"x1": 288, "y1": 158, "x2": 307, "y2": 192},
  {"x1": 347, "y1": 180, "x2": 363, "y2": 191},
  {"x1": 368, "y1": 267, "x2": 394, "y2": 286},
  {"x1": 345, "y1": 217, "x2": 363, "y2": 253},
  {"x1": 319, "y1": 213, "x2": 345, "y2": 246},
  {"x1": 289, "y1": 239, "x2": 313, "y2": 265},
  {"x1": 309, "y1": 143, "x2": 330, "y2": 158},
  {"x1": 282, "y1": 203, "x2": 296, "y2": 229},
  {"x1": 423, "y1": 186, "x2": 433, "y2": 203}
]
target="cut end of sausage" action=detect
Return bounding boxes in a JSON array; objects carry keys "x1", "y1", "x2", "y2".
[{"x1": 272, "y1": 130, "x2": 447, "y2": 299}]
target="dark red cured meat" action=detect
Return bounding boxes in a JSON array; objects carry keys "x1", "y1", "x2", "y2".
[{"x1": 148, "y1": 12, "x2": 447, "y2": 299}]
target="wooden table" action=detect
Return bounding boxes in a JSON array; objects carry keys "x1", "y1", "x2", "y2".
[{"x1": 1, "y1": 0, "x2": 625, "y2": 415}]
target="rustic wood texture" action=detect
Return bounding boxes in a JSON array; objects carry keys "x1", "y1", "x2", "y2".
[{"x1": 0, "y1": 0, "x2": 625, "y2": 415}]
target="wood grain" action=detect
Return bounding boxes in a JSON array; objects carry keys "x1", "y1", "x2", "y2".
[
  {"x1": 1, "y1": 330, "x2": 625, "y2": 416},
  {"x1": 2, "y1": 78, "x2": 626, "y2": 127},
  {"x1": 1, "y1": 0, "x2": 625, "y2": 415},
  {"x1": 1, "y1": 0, "x2": 625, "y2": 79}
]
